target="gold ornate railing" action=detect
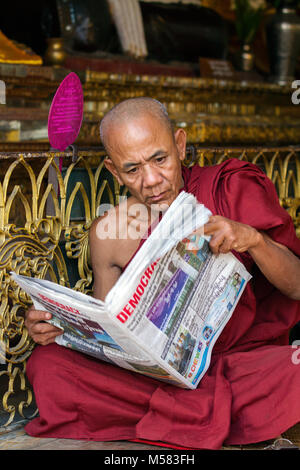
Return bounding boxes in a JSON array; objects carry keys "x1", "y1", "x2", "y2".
[{"x1": 0, "y1": 146, "x2": 299, "y2": 426}]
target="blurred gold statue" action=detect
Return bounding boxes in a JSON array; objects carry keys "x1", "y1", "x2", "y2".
[{"x1": 0, "y1": 29, "x2": 42, "y2": 64}]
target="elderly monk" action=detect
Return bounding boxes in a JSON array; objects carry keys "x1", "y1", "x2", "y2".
[{"x1": 24, "y1": 97, "x2": 300, "y2": 449}]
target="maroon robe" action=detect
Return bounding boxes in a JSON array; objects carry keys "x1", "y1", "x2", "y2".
[{"x1": 25, "y1": 160, "x2": 300, "y2": 449}]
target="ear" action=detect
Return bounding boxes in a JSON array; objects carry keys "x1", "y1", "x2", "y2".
[
  {"x1": 174, "y1": 128, "x2": 187, "y2": 162},
  {"x1": 104, "y1": 158, "x2": 124, "y2": 186}
]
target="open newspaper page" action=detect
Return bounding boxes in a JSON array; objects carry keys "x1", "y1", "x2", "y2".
[
  {"x1": 11, "y1": 192, "x2": 251, "y2": 389},
  {"x1": 105, "y1": 235, "x2": 251, "y2": 389},
  {"x1": 11, "y1": 273, "x2": 178, "y2": 382}
]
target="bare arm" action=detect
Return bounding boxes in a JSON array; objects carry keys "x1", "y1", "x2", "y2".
[
  {"x1": 89, "y1": 217, "x2": 122, "y2": 300},
  {"x1": 248, "y1": 231, "x2": 300, "y2": 300},
  {"x1": 204, "y1": 215, "x2": 300, "y2": 300}
]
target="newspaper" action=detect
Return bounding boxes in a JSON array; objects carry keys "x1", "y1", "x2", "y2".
[{"x1": 11, "y1": 191, "x2": 251, "y2": 389}]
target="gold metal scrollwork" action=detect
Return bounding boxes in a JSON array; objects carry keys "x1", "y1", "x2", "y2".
[{"x1": 0, "y1": 150, "x2": 118, "y2": 425}]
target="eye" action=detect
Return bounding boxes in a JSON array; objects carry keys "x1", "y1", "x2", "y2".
[
  {"x1": 127, "y1": 167, "x2": 138, "y2": 174},
  {"x1": 156, "y1": 156, "x2": 167, "y2": 164}
]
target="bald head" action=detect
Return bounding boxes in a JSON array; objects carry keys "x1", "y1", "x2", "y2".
[{"x1": 99, "y1": 97, "x2": 174, "y2": 154}]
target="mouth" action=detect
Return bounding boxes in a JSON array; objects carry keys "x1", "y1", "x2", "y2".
[{"x1": 148, "y1": 191, "x2": 168, "y2": 203}]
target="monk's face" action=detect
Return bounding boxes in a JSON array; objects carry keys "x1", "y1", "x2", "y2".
[{"x1": 104, "y1": 115, "x2": 186, "y2": 210}]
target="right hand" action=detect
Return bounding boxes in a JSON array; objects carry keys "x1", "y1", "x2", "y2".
[{"x1": 25, "y1": 306, "x2": 63, "y2": 346}]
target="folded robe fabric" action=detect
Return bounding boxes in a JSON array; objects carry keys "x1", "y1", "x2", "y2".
[{"x1": 25, "y1": 159, "x2": 300, "y2": 449}]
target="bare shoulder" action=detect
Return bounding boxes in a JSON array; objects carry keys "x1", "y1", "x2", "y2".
[
  {"x1": 89, "y1": 211, "x2": 118, "y2": 265},
  {"x1": 90, "y1": 197, "x2": 132, "y2": 244},
  {"x1": 89, "y1": 197, "x2": 144, "y2": 269},
  {"x1": 89, "y1": 214, "x2": 120, "y2": 299}
]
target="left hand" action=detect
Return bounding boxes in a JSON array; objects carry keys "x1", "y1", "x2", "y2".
[
  {"x1": 25, "y1": 306, "x2": 63, "y2": 346},
  {"x1": 203, "y1": 215, "x2": 261, "y2": 255}
]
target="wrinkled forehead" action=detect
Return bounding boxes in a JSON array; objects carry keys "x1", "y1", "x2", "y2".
[
  {"x1": 106, "y1": 113, "x2": 173, "y2": 153},
  {"x1": 108, "y1": 111, "x2": 160, "y2": 134}
]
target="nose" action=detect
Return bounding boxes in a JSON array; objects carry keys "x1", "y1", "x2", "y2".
[{"x1": 142, "y1": 164, "x2": 163, "y2": 188}]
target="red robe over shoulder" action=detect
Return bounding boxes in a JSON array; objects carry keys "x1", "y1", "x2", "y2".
[{"x1": 25, "y1": 160, "x2": 300, "y2": 449}]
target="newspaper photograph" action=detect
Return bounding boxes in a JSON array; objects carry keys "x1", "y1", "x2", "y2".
[{"x1": 106, "y1": 234, "x2": 251, "y2": 388}]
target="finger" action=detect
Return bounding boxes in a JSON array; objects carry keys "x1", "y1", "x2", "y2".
[
  {"x1": 218, "y1": 233, "x2": 238, "y2": 253},
  {"x1": 209, "y1": 233, "x2": 226, "y2": 254},
  {"x1": 203, "y1": 224, "x2": 215, "y2": 236},
  {"x1": 219, "y1": 240, "x2": 233, "y2": 254},
  {"x1": 32, "y1": 330, "x2": 62, "y2": 346},
  {"x1": 203, "y1": 220, "x2": 222, "y2": 236},
  {"x1": 207, "y1": 215, "x2": 220, "y2": 223},
  {"x1": 204, "y1": 215, "x2": 231, "y2": 232},
  {"x1": 32, "y1": 322, "x2": 63, "y2": 336},
  {"x1": 25, "y1": 309, "x2": 52, "y2": 323}
]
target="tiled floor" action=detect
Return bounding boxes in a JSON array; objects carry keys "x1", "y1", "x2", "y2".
[{"x1": 0, "y1": 420, "x2": 299, "y2": 451}]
